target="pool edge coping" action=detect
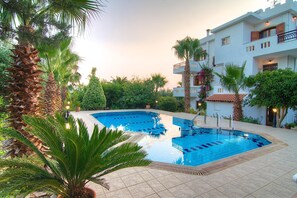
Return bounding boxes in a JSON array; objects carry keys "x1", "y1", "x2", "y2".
[
  {"x1": 72, "y1": 110, "x2": 288, "y2": 176},
  {"x1": 148, "y1": 129, "x2": 287, "y2": 176}
]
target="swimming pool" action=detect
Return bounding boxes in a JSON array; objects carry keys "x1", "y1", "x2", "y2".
[{"x1": 92, "y1": 111, "x2": 271, "y2": 166}]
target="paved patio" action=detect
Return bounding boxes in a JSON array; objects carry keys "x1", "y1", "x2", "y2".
[{"x1": 72, "y1": 110, "x2": 297, "y2": 198}]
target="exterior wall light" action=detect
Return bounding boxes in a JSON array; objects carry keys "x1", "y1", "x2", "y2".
[
  {"x1": 272, "y1": 108, "x2": 277, "y2": 128},
  {"x1": 265, "y1": 21, "x2": 270, "y2": 26},
  {"x1": 65, "y1": 123, "x2": 71, "y2": 129},
  {"x1": 198, "y1": 102, "x2": 202, "y2": 107}
]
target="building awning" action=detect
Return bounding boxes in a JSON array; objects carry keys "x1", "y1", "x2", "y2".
[{"x1": 206, "y1": 94, "x2": 246, "y2": 103}]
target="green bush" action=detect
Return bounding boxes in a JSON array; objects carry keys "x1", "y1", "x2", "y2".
[
  {"x1": 102, "y1": 82, "x2": 124, "y2": 109},
  {"x1": 176, "y1": 98, "x2": 185, "y2": 112},
  {"x1": 158, "y1": 96, "x2": 178, "y2": 112},
  {"x1": 81, "y1": 76, "x2": 106, "y2": 110},
  {"x1": 240, "y1": 116, "x2": 260, "y2": 124},
  {"x1": 189, "y1": 108, "x2": 197, "y2": 114},
  {"x1": 118, "y1": 79, "x2": 156, "y2": 109},
  {"x1": 70, "y1": 85, "x2": 86, "y2": 110}
]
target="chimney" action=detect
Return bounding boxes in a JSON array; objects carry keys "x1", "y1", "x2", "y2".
[{"x1": 206, "y1": 29, "x2": 210, "y2": 36}]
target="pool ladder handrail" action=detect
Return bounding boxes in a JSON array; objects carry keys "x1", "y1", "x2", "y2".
[
  {"x1": 191, "y1": 110, "x2": 206, "y2": 126},
  {"x1": 216, "y1": 113, "x2": 222, "y2": 133}
]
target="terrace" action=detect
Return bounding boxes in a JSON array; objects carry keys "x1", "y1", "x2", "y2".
[
  {"x1": 72, "y1": 110, "x2": 297, "y2": 198},
  {"x1": 245, "y1": 29, "x2": 297, "y2": 58}
]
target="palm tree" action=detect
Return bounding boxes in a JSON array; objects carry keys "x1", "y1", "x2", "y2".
[
  {"x1": 173, "y1": 36, "x2": 206, "y2": 112},
  {"x1": 39, "y1": 38, "x2": 81, "y2": 112},
  {"x1": 151, "y1": 73, "x2": 168, "y2": 93},
  {"x1": 56, "y1": 49, "x2": 81, "y2": 105},
  {"x1": 0, "y1": 0, "x2": 103, "y2": 157},
  {"x1": 215, "y1": 62, "x2": 247, "y2": 121},
  {"x1": 0, "y1": 114, "x2": 150, "y2": 197}
]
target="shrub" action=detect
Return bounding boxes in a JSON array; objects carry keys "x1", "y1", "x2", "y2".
[
  {"x1": 240, "y1": 116, "x2": 260, "y2": 124},
  {"x1": 0, "y1": 114, "x2": 150, "y2": 197},
  {"x1": 189, "y1": 108, "x2": 197, "y2": 114},
  {"x1": 82, "y1": 75, "x2": 106, "y2": 110},
  {"x1": 176, "y1": 97, "x2": 185, "y2": 112},
  {"x1": 119, "y1": 78, "x2": 156, "y2": 109},
  {"x1": 158, "y1": 96, "x2": 178, "y2": 112}
]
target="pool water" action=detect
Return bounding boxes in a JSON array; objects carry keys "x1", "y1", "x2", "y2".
[{"x1": 92, "y1": 111, "x2": 271, "y2": 166}]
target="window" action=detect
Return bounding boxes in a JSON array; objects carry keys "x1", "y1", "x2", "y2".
[
  {"x1": 222, "y1": 36, "x2": 230, "y2": 45},
  {"x1": 218, "y1": 88, "x2": 224, "y2": 93},
  {"x1": 193, "y1": 74, "x2": 204, "y2": 86},
  {"x1": 263, "y1": 63, "x2": 278, "y2": 72},
  {"x1": 259, "y1": 27, "x2": 276, "y2": 39}
]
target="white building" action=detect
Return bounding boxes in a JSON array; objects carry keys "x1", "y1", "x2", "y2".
[{"x1": 173, "y1": 0, "x2": 297, "y2": 126}]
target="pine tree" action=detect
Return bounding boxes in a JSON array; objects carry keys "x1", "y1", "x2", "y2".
[{"x1": 82, "y1": 68, "x2": 106, "y2": 110}]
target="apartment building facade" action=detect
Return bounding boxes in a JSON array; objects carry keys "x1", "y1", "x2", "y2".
[{"x1": 173, "y1": 0, "x2": 297, "y2": 125}]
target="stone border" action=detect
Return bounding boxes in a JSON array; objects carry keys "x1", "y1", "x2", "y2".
[{"x1": 149, "y1": 129, "x2": 287, "y2": 175}]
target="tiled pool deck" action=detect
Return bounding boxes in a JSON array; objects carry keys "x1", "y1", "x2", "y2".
[{"x1": 72, "y1": 110, "x2": 297, "y2": 198}]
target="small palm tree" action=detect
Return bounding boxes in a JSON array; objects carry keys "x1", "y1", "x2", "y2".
[
  {"x1": 215, "y1": 62, "x2": 247, "y2": 121},
  {"x1": 39, "y1": 38, "x2": 81, "y2": 112},
  {"x1": 151, "y1": 73, "x2": 168, "y2": 93},
  {"x1": 0, "y1": 114, "x2": 150, "y2": 197},
  {"x1": 173, "y1": 36, "x2": 206, "y2": 112}
]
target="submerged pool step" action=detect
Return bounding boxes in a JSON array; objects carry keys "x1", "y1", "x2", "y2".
[{"x1": 182, "y1": 141, "x2": 224, "y2": 153}]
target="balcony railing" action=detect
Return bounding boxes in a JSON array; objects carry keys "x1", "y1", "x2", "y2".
[{"x1": 277, "y1": 29, "x2": 297, "y2": 43}]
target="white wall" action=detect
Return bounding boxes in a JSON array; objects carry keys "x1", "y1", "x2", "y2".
[
  {"x1": 243, "y1": 105, "x2": 267, "y2": 125},
  {"x1": 206, "y1": 102, "x2": 233, "y2": 118},
  {"x1": 284, "y1": 109, "x2": 296, "y2": 124}
]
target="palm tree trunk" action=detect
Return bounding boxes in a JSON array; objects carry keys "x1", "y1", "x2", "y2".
[
  {"x1": 6, "y1": 43, "x2": 44, "y2": 157},
  {"x1": 233, "y1": 93, "x2": 243, "y2": 121},
  {"x1": 44, "y1": 72, "x2": 58, "y2": 116},
  {"x1": 184, "y1": 59, "x2": 191, "y2": 113}
]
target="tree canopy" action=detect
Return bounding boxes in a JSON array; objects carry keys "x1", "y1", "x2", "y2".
[{"x1": 246, "y1": 69, "x2": 297, "y2": 126}]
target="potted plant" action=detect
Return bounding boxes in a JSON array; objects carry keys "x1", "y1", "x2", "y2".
[{"x1": 0, "y1": 114, "x2": 150, "y2": 197}]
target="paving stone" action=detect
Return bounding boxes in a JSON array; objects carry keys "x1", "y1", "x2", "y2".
[
  {"x1": 121, "y1": 173, "x2": 145, "y2": 187},
  {"x1": 128, "y1": 182, "x2": 155, "y2": 198},
  {"x1": 168, "y1": 184, "x2": 197, "y2": 198}
]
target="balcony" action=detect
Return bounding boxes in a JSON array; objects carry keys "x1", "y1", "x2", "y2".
[
  {"x1": 173, "y1": 86, "x2": 200, "y2": 97},
  {"x1": 245, "y1": 29, "x2": 297, "y2": 58},
  {"x1": 278, "y1": 29, "x2": 297, "y2": 43},
  {"x1": 173, "y1": 60, "x2": 204, "y2": 74}
]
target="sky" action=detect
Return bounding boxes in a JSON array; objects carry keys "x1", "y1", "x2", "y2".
[{"x1": 72, "y1": 0, "x2": 275, "y2": 89}]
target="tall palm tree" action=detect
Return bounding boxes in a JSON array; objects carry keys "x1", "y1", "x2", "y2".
[
  {"x1": 151, "y1": 73, "x2": 168, "y2": 93},
  {"x1": 173, "y1": 36, "x2": 206, "y2": 112},
  {"x1": 0, "y1": 0, "x2": 103, "y2": 157},
  {"x1": 215, "y1": 62, "x2": 247, "y2": 121}
]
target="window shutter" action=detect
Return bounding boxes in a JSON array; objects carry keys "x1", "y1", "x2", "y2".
[
  {"x1": 276, "y1": 23, "x2": 285, "y2": 34},
  {"x1": 251, "y1": 31, "x2": 259, "y2": 41}
]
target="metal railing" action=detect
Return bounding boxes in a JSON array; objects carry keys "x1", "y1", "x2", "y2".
[{"x1": 277, "y1": 29, "x2": 297, "y2": 43}]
